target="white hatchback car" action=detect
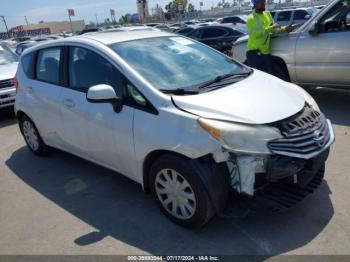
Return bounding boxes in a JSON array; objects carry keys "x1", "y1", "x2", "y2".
[{"x1": 15, "y1": 30, "x2": 334, "y2": 227}]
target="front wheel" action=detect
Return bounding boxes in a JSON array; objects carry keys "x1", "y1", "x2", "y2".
[
  {"x1": 150, "y1": 154, "x2": 214, "y2": 228},
  {"x1": 19, "y1": 115, "x2": 48, "y2": 155}
]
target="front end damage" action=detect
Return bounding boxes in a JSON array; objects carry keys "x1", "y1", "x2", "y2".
[{"x1": 204, "y1": 104, "x2": 335, "y2": 217}]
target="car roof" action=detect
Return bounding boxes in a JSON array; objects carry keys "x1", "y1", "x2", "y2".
[
  {"x1": 77, "y1": 30, "x2": 174, "y2": 45},
  {"x1": 20, "y1": 31, "x2": 176, "y2": 56},
  {"x1": 274, "y1": 7, "x2": 311, "y2": 12}
]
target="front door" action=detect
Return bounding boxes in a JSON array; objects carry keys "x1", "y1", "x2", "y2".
[
  {"x1": 59, "y1": 46, "x2": 134, "y2": 175},
  {"x1": 295, "y1": 0, "x2": 350, "y2": 87}
]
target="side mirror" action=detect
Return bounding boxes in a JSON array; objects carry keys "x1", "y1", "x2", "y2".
[
  {"x1": 304, "y1": 14, "x2": 311, "y2": 20},
  {"x1": 309, "y1": 20, "x2": 319, "y2": 35},
  {"x1": 87, "y1": 84, "x2": 123, "y2": 113}
]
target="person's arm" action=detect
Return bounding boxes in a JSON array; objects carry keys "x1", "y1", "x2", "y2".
[{"x1": 265, "y1": 11, "x2": 287, "y2": 34}]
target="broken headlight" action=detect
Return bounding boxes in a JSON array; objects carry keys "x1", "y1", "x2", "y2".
[{"x1": 198, "y1": 118, "x2": 282, "y2": 155}]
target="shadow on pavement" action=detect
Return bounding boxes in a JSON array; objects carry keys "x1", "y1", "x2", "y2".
[
  {"x1": 306, "y1": 87, "x2": 350, "y2": 127},
  {"x1": 6, "y1": 146, "x2": 334, "y2": 255},
  {"x1": 0, "y1": 107, "x2": 16, "y2": 128}
]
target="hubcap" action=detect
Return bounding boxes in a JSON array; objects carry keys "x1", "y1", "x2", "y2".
[
  {"x1": 155, "y1": 169, "x2": 196, "y2": 220},
  {"x1": 22, "y1": 120, "x2": 39, "y2": 151}
]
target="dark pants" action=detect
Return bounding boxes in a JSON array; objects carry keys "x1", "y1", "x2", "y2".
[{"x1": 246, "y1": 50, "x2": 274, "y2": 76}]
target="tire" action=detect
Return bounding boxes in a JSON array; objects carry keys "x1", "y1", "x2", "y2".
[
  {"x1": 149, "y1": 154, "x2": 215, "y2": 228},
  {"x1": 19, "y1": 115, "x2": 48, "y2": 156},
  {"x1": 273, "y1": 62, "x2": 290, "y2": 82}
]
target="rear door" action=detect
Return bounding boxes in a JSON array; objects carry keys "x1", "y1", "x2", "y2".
[{"x1": 28, "y1": 46, "x2": 64, "y2": 147}]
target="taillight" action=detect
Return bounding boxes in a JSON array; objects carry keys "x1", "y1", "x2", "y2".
[{"x1": 14, "y1": 73, "x2": 19, "y2": 93}]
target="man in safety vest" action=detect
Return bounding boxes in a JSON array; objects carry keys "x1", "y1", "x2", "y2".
[{"x1": 246, "y1": 0, "x2": 292, "y2": 75}]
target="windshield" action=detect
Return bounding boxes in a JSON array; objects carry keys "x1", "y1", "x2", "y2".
[
  {"x1": 109, "y1": 36, "x2": 246, "y2": 92},
  {"x1": 0, "y1": 44, "x2": 18, "y2": 65}
]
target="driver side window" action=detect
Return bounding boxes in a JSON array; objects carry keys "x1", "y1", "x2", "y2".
[
  {"x1": 318, "y1": 0, "x2": 350, "y2": 33},
  {"x1": 68, "y1": 46, "x2": 123, "y2": 96}
]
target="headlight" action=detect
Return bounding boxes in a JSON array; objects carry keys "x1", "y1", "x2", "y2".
[
  {"x1": 198, "y1": 118, "x2": 282, "y2": 155},
  {"x1": 293, "y1": 85, "x2": 320, "y2": 111}
]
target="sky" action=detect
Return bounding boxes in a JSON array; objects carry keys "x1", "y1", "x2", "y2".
[{"x1": 0, "y1": 0, "x2": 227, "y2": 31}]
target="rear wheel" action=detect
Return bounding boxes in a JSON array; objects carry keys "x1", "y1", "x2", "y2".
[
  {"x1": 150, "y1": 154, "x2": 214, "y2": 228},
  {"x1": 19, "y1": 115, "x2": 48, "y2": 155}
]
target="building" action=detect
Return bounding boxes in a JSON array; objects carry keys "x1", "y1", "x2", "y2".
[
  {"x1": 137, "y1": 0, "x2": 149, "y2": 23},
  {"x1": 22, "y1": 20, "x2": 85, "y2": 34}
]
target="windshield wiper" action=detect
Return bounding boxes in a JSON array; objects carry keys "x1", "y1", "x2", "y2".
[
  {"x1": 160, "y1": 88, "x2": 199, "y2": 95},
  {"x1": 197, "y1": 70, "x2": 252, "y2": 90}
]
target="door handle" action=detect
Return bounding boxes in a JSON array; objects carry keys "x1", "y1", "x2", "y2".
[{"x1": 63, "y1": 98, "x2": 75, "y2": 108}]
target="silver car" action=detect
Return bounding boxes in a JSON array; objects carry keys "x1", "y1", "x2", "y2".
[
  {"x1": 270, "y1": 7, "x2": 316, "y2": 26},
  {"x1": 15, "y1": 30, "x2": 334, "y2": 227},
  {"x1": 233, "y1": 0, "x2": 350, "y2": 88},
  {"x1": 0, "y1": 43, "x2": 18, "y2": 108}
]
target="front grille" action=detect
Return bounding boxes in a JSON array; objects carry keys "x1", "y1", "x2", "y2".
[
  {"x1": 268, "y1": 104, "x2": 332, "y2": 159},
  {"x1": 0, "y1": 79, "x2": 14, "y2": 90}
]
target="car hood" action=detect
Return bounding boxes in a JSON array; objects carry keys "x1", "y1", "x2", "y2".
[
  {"x1": 172, "y1": 70, "x2": 305, "y2": 124},
  {"x1": 0, "y1": 62, "x2": 18, "y2": 80}
]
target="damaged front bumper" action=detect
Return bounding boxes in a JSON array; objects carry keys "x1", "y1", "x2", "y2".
[
  {"x1": 218, "y1": 114, "x2": 334, "y2": 217},
  {"x1": 221, "y1": 148, "x2": 329, "y2": 218}
]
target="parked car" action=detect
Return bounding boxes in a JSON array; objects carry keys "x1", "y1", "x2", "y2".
[
  {"x1": 0, "y1": 43, "x2": 18, "y2": 108},
  {"x1": 187, "y1": 25, "x2": 246, "y2": 55},
  {"x1": 270, "y1": 7, "x2": 316, "y2": 26},
  {"x1": 154, "y1": 24, "x2": 173, "y2": 32},
  {"x1": 216, "y1": 15, "x2": 248, "y2": 24},
  {"x1": 15, "y1": 30, "x2": 334, "y2": 227},
  {"x1": 176, "y1": 26, "x2": 197, "y2": 36},
  {"x1": 233, "y1": 0, "x2": 350, "y2": 88},
  {"x1": 15, "y1": 41, "x2": 38, "y2": 56},
  {"x1": 146, "y1": 23, "x2": 161, "y2": 27},
  {"x1": 103, "y1": 26, "x2": 158, "y2": 33},
  {"x1": 80, "y1": 28, "x2": 103, "y2": 35},
  {"x1": 168, "y1": 23, "x2": 188, "y2": 32}
]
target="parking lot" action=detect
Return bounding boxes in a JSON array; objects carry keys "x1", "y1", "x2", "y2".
[{"x1": 0, "y1": 86, "x2": 349, "y2": 256}]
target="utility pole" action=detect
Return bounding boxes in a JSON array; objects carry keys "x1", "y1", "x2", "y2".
[
  {"x1": 95, "y1": 14, "x2": 99, "y2": 26},
  {"x1": 0, "y1": 15, "x2": 10, "y2": 38},
  {"x1": 24, "y1": 16, "x2": 29, "y2": 26}
]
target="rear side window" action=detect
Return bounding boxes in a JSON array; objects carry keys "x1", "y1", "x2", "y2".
[
  {"x1": 294, "y1": 10, "x2": 309, "y2": 20},
  {"x1": 68, "y1": 46, "x2": 123, "y2": 96},
  {"x1": 277, "y1": 11, "x2": 292, "y2": 22},
  {"x1": 21, "y1": 52, "x2": 35, "y2": 79},
  {"x1": 202, "y1": 28, "x2": 228, "y2": 38},
  {"x1": 36, "y1": 47, "x2": 62, "y2": 85}
]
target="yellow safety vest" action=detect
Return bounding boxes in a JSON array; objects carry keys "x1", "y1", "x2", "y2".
[{"x1": 246, "y1": 11, "x2": 285, "y2": 54}]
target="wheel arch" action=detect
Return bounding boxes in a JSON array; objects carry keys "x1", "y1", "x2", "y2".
[
  {"x1": 142, "y1": 150, "x2": 190, "y2": 193},
  {"x1": 271, "y1": 55, "x2": 292, "y2": 82},
  {"x1": 143, "y1": 150, "x2": 230, "y2": 213}
]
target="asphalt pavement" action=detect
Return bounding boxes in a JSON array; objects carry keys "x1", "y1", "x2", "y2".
[{"x1": 0, "y1": 87, "x2": 349, "y2": 256}]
